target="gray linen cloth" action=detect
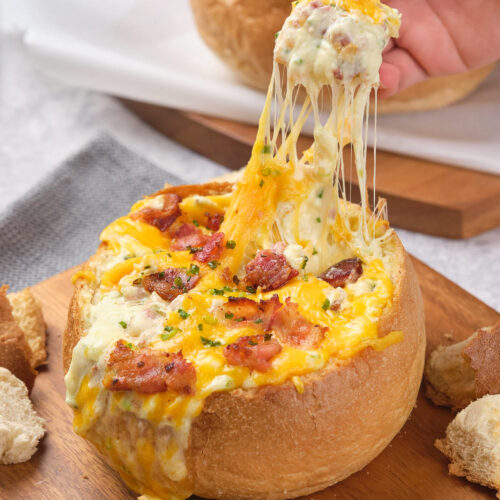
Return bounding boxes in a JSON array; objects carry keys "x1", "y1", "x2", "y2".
[{"x1": 0, "y1": 135, "x2": 183, "y2": 290}]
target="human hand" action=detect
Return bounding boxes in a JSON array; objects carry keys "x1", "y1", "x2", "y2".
[{"x1": 379, "y1": 0, "x2": 500, "y2": 98}]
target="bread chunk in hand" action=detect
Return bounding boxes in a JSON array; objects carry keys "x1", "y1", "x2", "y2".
[
  {"x1": 435, "y1": 395, "x2": 500, "y2": 498},
  {"x1": 0, "y1": 367, "x2": 45, "y2": 464},
  {"x1": 425, "y1": 321, "x2": 500, "y2": 410}
]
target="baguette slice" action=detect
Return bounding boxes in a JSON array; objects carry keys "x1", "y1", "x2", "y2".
[
  {"x1": 435, "y1": 394, "x2": 500, "y2": 497},
  {"x1": 8, "y1": 289, "x2": 47, "y2": 367},
  {"x1": 0, "y1": 286, "x2": 36, "y2": 391},
  {"x1": 0, "y1": 367, "x2": 45, "y2": 464}
]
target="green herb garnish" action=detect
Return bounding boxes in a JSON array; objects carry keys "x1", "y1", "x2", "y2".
[
  {"x1": 225, "y1": 312, "x2": 234, "y2": 319},
  {"x1": 262, "y1": 144, "x2": 271, "y2": 154},
  {"x1": 119, "y1": 321, "x2": 127, "y2": 329},
  {"x1": 246, "y1": 286, "x2": 256, "y2": 294},
  {"x1": 301, "y1": 256, "x2": 309, "y2": 270},
  {"x1": 193, "y1": 220, "x2": 199, "y2": 227},
  {"x1": 316, "y1": 217, "x2": 321, "y2": 223},
  {"x1": 197, "y1": 324, "x2": 203, "y2": 331},
  {"x1": 259, "y1": 179, "x2": 264, "y2": 188},
  {"x1": 210, "y1": 288, "x2": 225, "y2": 296},
  {"x1": 188, "y1": 264, "x2": 200, "y2": 275},
  {"x1": 226, "y1": 240, "x2": 236, "y2": 249},
  {"x1": 322, "y1": 298, "x2": 331, "y2": 310},
  {"x1": 261, "y1": 167, "x2": 271, "y2": 176},
  {"x1": 200, "y1": 336, "x2": 222, "y2": 348},
  {"x1": 317, "y1": 189, "x2": 324, "y2": 199},
  {"x1": 178, "y1": 308, "x2": 189, "y2": 319},
  {"x1": 208, "y1": 260, "x2": 219, "y2": 270},
  {"x1": 254, "y1": 318, "x2": 263, "y2": 324}
]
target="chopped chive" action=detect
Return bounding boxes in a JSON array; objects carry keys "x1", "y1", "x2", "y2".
[
  {"x1": 188, "y1": 246, "x2": 202, "y2": 254},
  {"x1": 178, "y1": 308, "x2": 189, "y2": 319},
  {"x1": 164, "y1": 325, "x2": 174, "y2": 332},
  {"x1": 200, "y1": 336, "x2": 222, "y2": 348},
  {"x1": 225, "y1": 312, "x2": 234, "y2": 319},
  {"x1": 208, "y1": 260, "x2": 219, "y2": 270},
  {"x1": 246, "y1": 286, "x2": 256, "y2": 294},
  {"x1": 259, "y1": 179, "x2": 264, "y2": 188},
  {"x1": 275, "y1": 31, "x2": 280, "y2": 39},
  {"x1": 210, "y1": 288, "x2": 225, "y2": 296},
  {"x1": 119, "y1": 321, "x2": 127, "y2": 329},
  {"x1": 261, "y1": 167, "x2": 271, "y2": 176},
  {"x1": 301, "y1": 256, "x2": 309, "y2": 270},
  {"x1": 226, "y1": 240, "x2": 236, "y2": 249},
  {"x1": 193, "y1": 220, "x2": 199, "y2": 227},
  {"x1": 223, "y1": 286, "x2": 233, "y2": 293},
  {"x1": 126, "y1": 342, "x2": 135, "y2": 350},
  {"x1": 322, "y1": 298, "x2": 331, "y2": 310},
  {"x1": 235, "y1": 317, "x2": 245, "y2": 322},
  {"x1": 173, "y1": 276, "x2": 183, "y2": 288},
  {"x1": 312, "y1": 248, "x2": 318, "y2": 255},
  {"x1": 262, "y1": 144, "x2": 271, "y2": 154},
  {"x1": 158, "y1": 271, "x2": 165, "y2": 278},
  {"x1": 316, "y1": 217, "x2": 321, "y2": 223},
  {"x1": 188, "y1": 264, "x2": 200, "y2": 275},
  {"x1": 197, "y1": 324, "x2": 203, "y2": 331},
  {"x1": 317, "y1": 189, "x2": 324, "y2": 199},
  {"x1": 248, "y1": 340, "x2": 258, "y2": 346}
]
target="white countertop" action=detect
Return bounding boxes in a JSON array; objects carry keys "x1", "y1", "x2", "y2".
[{"x1": 2, "y1": 36, "x2": 499, "y2": 313}]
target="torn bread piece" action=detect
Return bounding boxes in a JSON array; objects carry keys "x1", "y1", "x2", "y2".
[
  {"x1": 0, "y1": 286, "x2": 37, "y2": 391},
  {"x1": 8, "y1": 288, "x2": 47, "y2": 367},
  {"x1": 435, "y1": 394, "x2": 500, "y2": 498},
  {"x1": 0, "y1": 367, "x2": 45, "y2": 464},
  {"x1": 425, "y1": 321, "x2": 500, "y2": 410}
]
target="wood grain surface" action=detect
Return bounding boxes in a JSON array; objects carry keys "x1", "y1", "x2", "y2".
[
  {"x1": 120, "y1": 100, "x2": 500, "y2": 240},
  {"x1": 1, "y1": 259, "x2": 498, "y2": 500}
]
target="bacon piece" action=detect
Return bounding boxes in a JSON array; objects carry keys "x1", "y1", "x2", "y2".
[
  {"x1": 243, "y1": 250, "x2": 298, "y2": 292},
  {"x1": 194, "y1": 232, "x2": 224, "y2": 263},
  {"x1": 131, "y1": 193, "x2": 181, "y2": 232},
  {"x1": 463, "y1": 321, "x2": 500, "y2": 398},
  {"x1": 221, "y1": 295, "x2": 281, "y2": 329},
  {"x1": 320, "y1": 258, "x2": 363, "y2": 288},
  {"x1": 104, "y1": 341, "x2": 196, "y2": 394},
  {"x1": 223, "y1": 334, "x2": 282, "y2": 372},
  {"x1": 170, "y1": 223, "x2": 209, "y2": 251},
  {"x1": 204, "y1": 211, "x2": 224, "y2": 231},
  {"x1": 269, "y1": 298, "x2": 327, "y2": 349},
  {"x1": 142, "y1": 268, "x2": 199, "y2": 301}
]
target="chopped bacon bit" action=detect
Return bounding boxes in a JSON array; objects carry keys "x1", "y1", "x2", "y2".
[
  {"x1": 194, "y1": 232, "x2": 225, "y2": 263},
  {"x1": 320, "y1": 258, "x2": 363, "y2": 288},
  {"x1": 131, "y1": 194, "x2": 181, "y2": 232},
  {"x1": 224, "y1": 334, "x2": 282, "y2": 372},
  {"x1": 269, "y1": 298, "x2": 327, "y2": 349},
  {"x1": 221, "y1": 295, "x2": 281, "y2": 329},
  {"x1": 104, "y1": 341, "x2": 196, "y2": 394},
  {"x1": 170, "y1": 223, "x2": 209, "y2": 251},
  {"x1": 204, "y1": 211, "x2": 224, "y2": 231},
  {"x1": 243, "y1": 250, "x2": 298, "y2": 291},
  {"x1": 463, "y1": 321, "x2": 500, "y2": 398},
  {"x1": 221, "y1": 267, "x2": 233, "y2": 283},
  {"x1": 142, "y1": 268, "x2": 199, "y2": 301}
]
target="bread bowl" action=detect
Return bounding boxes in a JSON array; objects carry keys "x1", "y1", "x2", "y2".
[
  {"x1": 190, "y1": 0, "x2": 496, "y2": 113},
  {"x1": 64, "y1": 1, "x2": 426, "y2": 498}
]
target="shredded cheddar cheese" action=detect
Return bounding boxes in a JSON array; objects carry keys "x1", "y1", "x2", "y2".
[{"x1": 65, "y1": 1, "x2": 402, "y2": 499}]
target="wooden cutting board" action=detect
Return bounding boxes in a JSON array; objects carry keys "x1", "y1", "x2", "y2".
[
  {"x1": 120, "y1": 100, "x2": 500, "y2": 240},
  {"x1": 1, "y1": 260, "x2": 499, "y2": 500}
]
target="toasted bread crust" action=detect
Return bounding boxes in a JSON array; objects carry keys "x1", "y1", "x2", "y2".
[
  {"x1": 0, "y1": 286, "x2": 37, "y2": 391},
  {"x1": 64, "y1": 180, "x2": 425, "y2": 498}
]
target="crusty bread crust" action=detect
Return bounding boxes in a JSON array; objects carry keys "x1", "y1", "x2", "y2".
[
  {"x1": 190, "y1": 0, "x2": 495, "y2": 113},
  {"x1": 64, "y1": 181, "x2": 426, "y2": 498},
  {"x1": 0, "y1": 286, "x2": 37, "y2": 392}
]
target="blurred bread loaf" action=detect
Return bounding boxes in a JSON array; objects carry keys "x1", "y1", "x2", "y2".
[
  {"x1": 0, "y1": 367, "x2": 45, "y2": 464},
  {"x1": 435, "y1": 394, "x2": 500, "y2": 497},
  {"x1": 425, "y1": 322, "x2": 500, "y2": 410},
  {"x1": 190, "y1": 0, "x2": 496, "y2": 113}
]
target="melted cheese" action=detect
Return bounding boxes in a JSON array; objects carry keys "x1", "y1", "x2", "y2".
[{"x1": 65, "y1": 1, "x2": 401, "y2": 498}]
